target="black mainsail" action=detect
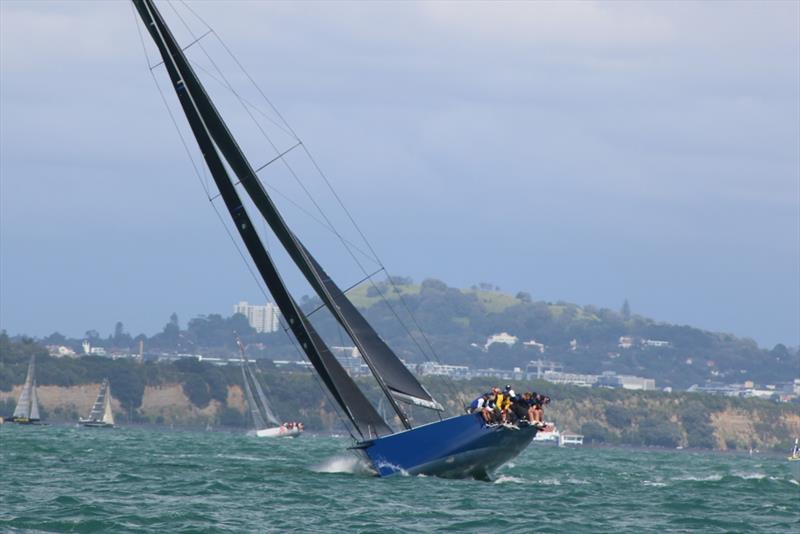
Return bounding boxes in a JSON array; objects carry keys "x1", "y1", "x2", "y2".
[
  {"x1": 130, "y1": 0, "x2": 539, "y2": 480},
  {"x1": 132, "y1": 0, "x2": 390, "y2": 439},
  {"x1": 132, "y1": 0, "x2": 441, "y2": 431}
]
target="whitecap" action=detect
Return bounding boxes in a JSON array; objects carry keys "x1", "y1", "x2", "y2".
[
  {"x1": 312, "y1": 454, "x2": 375, "y2": 475},
  {"x1": 493, "y1": 475, "x2": 525, "y2": 484},
  {"x1": 674, "y1": 474, "x2": 722, "y2": 482},
  {"x1": 536, "y1": 478, "x2": 562, "y2": 485},
  {"x1": 213, "y1": 454, "x2": 261, "y2": 462},
  {"x1": 732, "y1": 471, "x2": 767, "y2": 480},
  {"x1": 567, "y1": 478, "x2": 590, "y2": 485}
]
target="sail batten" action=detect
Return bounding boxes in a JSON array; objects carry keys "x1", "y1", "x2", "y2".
[{"x1": 132, "y1": 0, "x2": 391, "y2": 439}]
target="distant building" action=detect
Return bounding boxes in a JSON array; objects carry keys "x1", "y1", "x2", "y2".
[
  {"x1": 416, "y1": 362, "x2": 470, "y2": 379},
  {"x1": 472, "y1": 366, "x2": 526, "y2": 381},
  {"x1": 330, "y1": 346, "x2": 369, "y2": 376},
  {"x1": 485, "y1": 332, "x2": 518, "y2": 351},
  {"x1": 618, "y1": 336, "x2": 635, "y2": 349},
  {"x1": 542, "y1": 371, "x2": 597, "y2": 388},
  {"x1": 596, "y1": 371, "x2": 656, "y2": 391},
  {"x1": 233, "y1": 301, "x2": 280, "y2": 333},
  {"x1": 642, "y1": 339, "x2": 671, "y2": 348},
  {"x1": 522, "y1": 339, "x2": 545, "y2": 353},
  {"x1": 47, "y1": 345, "x2": 76, "y2": 358},
  {"x1": 272, "y1": 360, "x2": 313, "y2": 371},
  {"x1": 525, "y1": 359, "x2": 563, "y2": 380}
]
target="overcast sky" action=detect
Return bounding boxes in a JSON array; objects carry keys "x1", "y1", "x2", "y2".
[{"x1": 1, "y1": 1, "x2": 798, "y2": 348}]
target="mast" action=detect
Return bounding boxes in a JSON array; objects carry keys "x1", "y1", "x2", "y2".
[
  {"x1": 132, "y1": 0, "x2": 390, "y2": 439},
  {"x1": 132, "y1": 0, "x2": 440, "y2": 430}
]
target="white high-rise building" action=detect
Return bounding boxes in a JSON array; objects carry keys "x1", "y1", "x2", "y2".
[{"x1": 233, "y1": 301, "x2": 281, "y2": 333}]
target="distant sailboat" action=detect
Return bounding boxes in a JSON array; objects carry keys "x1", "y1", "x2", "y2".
[
  {"x1": 789, "y1": 438, "x2": 800, "y2": 481},
  {"x1": 12, "y1": 354, "x2": 41, "y2": 424},
  {"x1": 79, "y1": 378, "x2": 115, "y2": 428},
  {"x1": 237, "y1": 337, "x2": 302, "y2": 438}
]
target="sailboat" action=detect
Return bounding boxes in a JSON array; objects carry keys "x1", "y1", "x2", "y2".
[
  {"x1": 11, "y1": 353, "x2": 41, "y2": 424},
  {"x1": 237, "y1": 337, "x2": 302, "y2": 438},
  {"x1": 79, "y1": 378, "x2": 116, "y2": 428},
  {"x1": 130, "y1": 0, "x2": 537, "y2": 479},
  {"x1": 789, "y1": 438, "x2": 800, "y2": 482}
]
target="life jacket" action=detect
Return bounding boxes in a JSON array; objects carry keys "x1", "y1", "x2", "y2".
[{"x1": 495, "y1": 392, "x2": 507, "y2": 410}]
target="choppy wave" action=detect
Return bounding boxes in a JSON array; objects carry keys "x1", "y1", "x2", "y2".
[{"x1": 1, "y1": 425, "x2": 798, "y2": 533}]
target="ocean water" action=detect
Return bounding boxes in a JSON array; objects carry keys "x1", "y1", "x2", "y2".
[{"x1": 1, "y1": 425, "x2": 797, "y2": 533}]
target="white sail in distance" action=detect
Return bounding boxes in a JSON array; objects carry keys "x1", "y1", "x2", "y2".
[{"x1": 13, "y1": 354, "x2": 39, "y2": 421}]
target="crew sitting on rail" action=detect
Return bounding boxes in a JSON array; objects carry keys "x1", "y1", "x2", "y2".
[
  {"x1": 510, "y1": 392, "x2": 533, "y2": 423},
  {"x1": 468, "y1": 393, "x2": 493, "y2": 423},
  {"x1": 528, "y1": 392, "x2": 550, "y2": 424},
  {"x1": 493, "y1": 387, "x2": 512, "y2": 424},
  {"x1": 471, "y1": 386, "x2": 552, "y2": 427}
]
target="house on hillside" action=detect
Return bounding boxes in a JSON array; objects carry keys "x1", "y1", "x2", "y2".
[
  {"x1": 642, "y1": 339, "x2": 671, "y2": 348},
  {"x1": 523, "y1": 339, "x2": 545, "y2": 353},
  {"x1": 484, "y1": 332, "x2": 518, "y2": 351}
]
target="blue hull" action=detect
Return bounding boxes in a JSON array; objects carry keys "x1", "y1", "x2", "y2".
[{"x1": 355, "y1": 414, "x2": 537, "y2": 480}]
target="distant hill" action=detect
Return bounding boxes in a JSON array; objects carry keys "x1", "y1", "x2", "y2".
[
  {"x1": 306, "y1": 278, "x2": 799, "y2": 390},
  {"x1": 1, "y1": 334, "x2": 798, "y2": 452},
  {"x1": 23, "y1": 277, "x2": 800, "y2": 390}
]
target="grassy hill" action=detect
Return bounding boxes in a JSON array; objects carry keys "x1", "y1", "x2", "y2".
[
  {"x1": 19, "y1": 276, "x2": 800, "y2": 392},
  {"x1": 308, "y1": 278, "x2": 798, "y2": 390}
]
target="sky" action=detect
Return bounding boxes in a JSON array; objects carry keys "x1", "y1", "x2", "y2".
[{"x1": 1, "y1": 1, "x2": 798, "y2": 348}]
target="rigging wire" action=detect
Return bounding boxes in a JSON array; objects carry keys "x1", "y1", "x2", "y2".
[
  {"x1": 132, "y1": 2, "x2": 211, "y2": 198},
  {"x1": 182, "y1": 58, "x2": 379, "y2": 266},
  {"x1": 149, "y1": 29, "x2": 213, "y2": 70},
  {"x1": 131, "y1": 3, "x2": 359, "y2": 442},
  {"x1": 169, "y1": 2, "x2": 386, "y2": 277},
  {"x1": 169, "y1": 0, "x2": 461, "y2": 413}
]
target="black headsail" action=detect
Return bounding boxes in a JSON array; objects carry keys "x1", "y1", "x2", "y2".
[
  {"x1": 133, "y1": 1, "x2": 441, "y2": 428},
  {"x1": 132, "y1": 0, "x2": 390, "y2": 439}
]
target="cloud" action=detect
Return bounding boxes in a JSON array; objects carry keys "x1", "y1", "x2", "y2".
[{"x1": 1, "y1": 0, "x2": 797, "y2": 345}]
